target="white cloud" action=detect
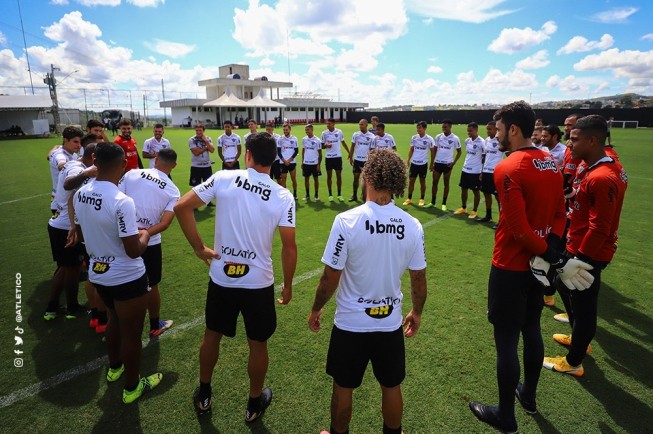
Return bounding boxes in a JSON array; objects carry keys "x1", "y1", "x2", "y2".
[
  {"x1": 557, "y1": 34, "x2": 614, "y2": 55},
  {"x1": 488, "y1": 21, "x2": 557, "y2": 54},
  {"x1": 574, "y1": 48, "x2": 653, "y2": 89},
  {"x1": 641, "y1": 33, "x2": 653, "y2": 41},
  {"x1": 515, "y1": 50, "x2": 549, "y2": 69},
  {"x1": 143, "y1": 39, "x2": 195, "y2": 58},
  {"x1": 589, "y1": 7, "x2": 638, "y2": 23},
  {"x1": 50, "y1": 0, "x2": 69, "y2": 5},
  {"x1": 545, "y1": 74, "x2": 586, "y2": 93},
  {"x1": 427, "y1": 66, "x2": 443, "y2": 73},
  {"x1": 259, "y1": 58, "x2": 275, "y2": 67},
  {"x1": 0, "y1": 32, "x2": 6, "y2": 46},
  {"x1": 127, "y1": 0, "x2": 165, "y2": 6},
  {"x1": 406, "y1": 0, "x2": 518, "y2": 24},
  {"x1": 423, "y1": 18, "x2": 433, "y2": 25},
  {"x1": 76, "y1": 0, "x2": 121, "y2": 6},
  {"x1": 595, "y1": 82, "x2": 610, "y2": 93}
]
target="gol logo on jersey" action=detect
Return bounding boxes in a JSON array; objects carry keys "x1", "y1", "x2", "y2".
[
  {"x1": 92, "y1": 262, "x2": 110, "y2": 274},
  {"x1": 365, "y1": 305, "x2": 393, "y2": 319},
  {"x1": 223, "y1": 262, "x2": 250, "y2": 277}
]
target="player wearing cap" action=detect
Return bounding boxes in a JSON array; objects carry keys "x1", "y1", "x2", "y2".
[
  {"x1": 402, "y1": 121, "x2": 435, "y2": 207},
  {"x1": 453, "y1": 122, "x2": 484, "y2": 218},
  {"x1": 348, "y1": 119, "x2": 375, "y2": 202},
  {"x1": 321, "y1": 118, "x2": 351, "y2": 202},
  {"x1": 428, "y1": 119, "x2": 462, "y2": 210}
]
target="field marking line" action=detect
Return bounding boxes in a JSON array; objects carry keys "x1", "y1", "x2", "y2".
[
  {"x1": 0, "y1": 193, "x2": 50, "y2": 206},
  {"x1": 0, "y1": 212, "x2": 451, "y2": 409}
]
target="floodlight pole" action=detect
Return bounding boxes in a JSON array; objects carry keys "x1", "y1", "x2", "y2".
[{"x1": 161, "y1": 79, "x2": 167, "y2": 127}]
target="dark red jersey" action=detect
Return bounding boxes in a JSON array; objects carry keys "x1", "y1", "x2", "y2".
[
  {"x1": 114, "y1": 136, "x2": 139, "y2": 172},
  {"x1": 566, "y1": 157, "x2": 627, "y2": 262},
  {"x1": 572, "y1": 146, "x2": 619, "y2": 191},
  {"x1": 562, "y1": 146, "x2": 581, "y2": 187},
  {"x1": 492, "y1": 148, "x2": 566, "y2": 271}
]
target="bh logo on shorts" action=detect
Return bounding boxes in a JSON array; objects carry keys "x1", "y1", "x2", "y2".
[{"x1": 223, "y1": 262, "x2": 250, "y2": 277}]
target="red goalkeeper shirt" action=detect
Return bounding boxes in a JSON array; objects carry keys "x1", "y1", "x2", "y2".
[
  {"x1": 114, "y1": 136, "x2": 139, "y2": 172},
  {"x1": 492, "y1": 147, "x2": 566, "y2": 271}
]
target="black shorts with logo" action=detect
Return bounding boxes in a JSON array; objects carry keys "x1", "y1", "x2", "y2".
[
  {"x1": 205, "y1": 280, "x2": 276, "y2": 342},
  {"x1": 325, "y1": 157, "x2": 343, "y2": 172},
  {"x1": 433, "y1": 162, "x2": 452, "y2": 174},
  {"x1": 326, "y1": 325, "x2": 405, "y2": 388},
  {"x1": 270, "y1": 160, "x2": 281, "y2": 180},
  {"x1": 142, "y1": 243, "x2": 162, "y2": 286},
  {"x1": 189, "y1": 166, "x2": 213, "y2": 187},
  {"x1": 280, "y1": 162, "x2": 297, "y2": 174},
  {"x1": 95, "y1": 272, "x2": 150, "y2": 309},
  {"x1": 487, "y1": 265, "x2": 543, "y2": 328},
  {"x1": 48, "y1": 224, "x2": 84, "y2": 267},
  {"x1": 302, "y1": 164, "x2": 320, "y2": 177},
  {"x1": 352, "y1": 160, "x2": 365, "y2": 174},
  {"x1": 409, "y1": 163, "x2": 428, "y2": 179},
  {"x1": 459, "y1": 171, "x2": 481, "y2": 190},
  {"x1": 480, "y1": 172, "x2": 497, "y2": 194}
]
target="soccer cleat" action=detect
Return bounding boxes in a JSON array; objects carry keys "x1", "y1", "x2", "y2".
[
  {"x1": 475, "y1": 216, "x2": 492, "y2": 222},
  {"x1": 245, "y1": 387, "x2": 272, "y2": 423},
  {"x1": 468, "y1": 211, "x2": 478, "y2": 219},
  {"x1": 418, "y1": 199, "x2": 426, "y2": 207},
  {"x1": 328, "y1": 196, "x2": 334, "y2": 202},
  {"x1": 492, "y1": 224, "x2": 498, "y2": 230},
  {"x1": 453, "y1": 207, "x2": 467, "y2": 215},
  {"x1": 402, "y1": 198, "x2": 412, "y2": 206},
  {"x1": 469, "y1": 401, "x2": 518, "y2": 434},
  {"x1": 122, "y1": 373, "x2": 163, "y2": 404},
  {"x1": 348, "y1": 196, "x2": 357, "y2": 202},
  {"x1": 543, "y1": 295, "x2": 555, "y2": 306},
  {"x1": 337, "y1": 196, "x2": 344, "y2": 202},
  {"x1": 193, "y1": 387, "x2": 212, "y2": 415},
  {"x1": 302, "y1": 195, "x2": 309, "y2": 201},
  {"x1": 543, "y1": 356, "x2": 584, "y2": 377},
  {"x1": 314, "y1": 196, "x2": 319, "y2": 201},
  {"x1": 441, "y1": 204, "x2": 448, "y2": 211},
  {"x1": 553, "y1": 333, "x2": 592, "y2": 354},
  {"x1": 65, "y1": 305, "x2": 82, "y2": 320},
  {"x1": 106, "y1": 364, "x2": 125, "y2": 383},
  {"x1": 96, "y1": 323, "x2": 107, "y2": 334},
  {"x1": 423, "y1": 202, "x2": 433, "y2": 208},
  {"x1": 515, "y1": 383, "x2": 537, "y2": 415},
  {"x1": 89, "y1": 318, "x2": 99, "y2": 328},
  {"x1": 43, "y1": 311, "x2": 57, "y2": 321},
  {"x1": 149, "y1": 320, "x2": 173, "y2": 338},
  {"x1": 554, "y1": 312, "x2": 570, "y2": 323}
]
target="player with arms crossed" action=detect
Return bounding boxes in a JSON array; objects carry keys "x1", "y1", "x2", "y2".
[{"x1": 309, "y1": 148, "x2": 427, "y2": 434}]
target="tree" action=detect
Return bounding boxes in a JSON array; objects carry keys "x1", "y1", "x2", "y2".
[{"x1": 621, "y1": 94, "x2": 634, "y2": 108}]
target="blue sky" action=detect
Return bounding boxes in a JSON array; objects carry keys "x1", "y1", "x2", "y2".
[{"x1": 0, "y1": 0, "x2": 651, "y2": 115}]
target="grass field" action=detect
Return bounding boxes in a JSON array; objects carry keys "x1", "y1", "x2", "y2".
[{"x1": 0, "y1": 122, "x2": 651, "y2": 434}]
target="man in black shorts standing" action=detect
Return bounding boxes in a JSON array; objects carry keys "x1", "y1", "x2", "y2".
[
  {"x1": 321, "y1": 118, "x2": 351, "y2": 202},
  {"x1": 175, "y1": 132, "x2": 297, "y2": 421},
  {"x1": 188, "y1": 124, "x2": 215, "y2": 207},
  {"x1": 402, "y1": 121, "x2": 435, "y2": 207}
]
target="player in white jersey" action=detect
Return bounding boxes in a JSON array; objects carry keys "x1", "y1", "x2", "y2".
[
  {"x1": 301, "y1": 124, "x2": 322, "y2": 201},
  {"x1": 476, "y1": 121, "x2": 505, "y2": 223},
  {"x1": 403, "y1": 121, "x2": 435, "y2": 207},
  {"x1": 189, "y1": 124, "x2": 215, "y2": 207},
  {"x1": 142, "y1": 123, "x2": 171, "y2": 168},
  {"x1": 49, "y1": 126, "x2": 83, "y2": 213},
  {"x1": 243, "y1": 119, "x2": 258, "y2": 142},
  {"x1": 217, "y1": 120, "x2": 242, "y2": 170},
  {"x1": 265, "y1": 122, "x2": 282, "y2": 181},
  {"x1": 348, "y1": 119, "x2": 375, "y2": 202},
  {"x1": 321, "y1": 118, "x2": 351, "y2": 202},
  {"x1": 541, "y1": 124, "x2": 566, "y2": 167},
  {"x1": 453, "y1": 122, "x2": 484, "y2": 218},
  {"x1": 73, "y1": 142, "x2": 162, "y2": 405},
  {"x1": 119, "y1": 148, "x2": 180, "y2": 338},
  {"x1": 372, "y1": 123, "x2": 397, "y2": 151},
  {"x1": 308, "y1": 148, "x2": 427, "y2": 434},
  {"x1": 278, "y1": 123, "x2": 300, "y2": 199},
  {"x1": 175, "y1": 132, "x2": 297, "y2": 420},
  {"x1": 428, "y1": 119, "x2": 462, "y2": 210},
  {"x1": 369, "y1": 115, "x2": 380, "y2": 136}
]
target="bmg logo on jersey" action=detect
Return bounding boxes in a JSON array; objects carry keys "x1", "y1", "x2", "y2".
[
  {"x1": 77, "y1": 191, "x2": 102, "y2": 210},
  {"x1": 532, "y1": 158, "x2": 559, "y2": 173},
  {"x1": 234, "y1": 176, "x2": 271, "y2": 201},
  {"x1": 140, "y1": 171, "x2": 167, "y2": 189},
  {"x1": 365, "y1": 219, "x2": 405, "y2": 240},
  {"x1": 223, "y1": 262, "x2": 250, "y2": 277}
]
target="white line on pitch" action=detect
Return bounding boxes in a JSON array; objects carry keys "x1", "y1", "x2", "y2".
[{"x1": 0, "y1": 193, "x2": 50, "y2": 206}]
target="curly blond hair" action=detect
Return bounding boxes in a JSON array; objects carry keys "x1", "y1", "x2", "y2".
[{"x1": 361, "y1": 148, "x2": 406, "y2": 197}]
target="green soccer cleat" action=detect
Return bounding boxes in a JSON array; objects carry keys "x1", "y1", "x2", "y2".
[
  {"x1": 122, "y1": 373, "x2": 163, "y2": 404},
  {"x1": 107, "y1": 364, "x2": 125, "y2": 383}
]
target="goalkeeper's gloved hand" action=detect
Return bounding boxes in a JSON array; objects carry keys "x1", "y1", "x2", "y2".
[
  {"x1": 530, "y1": 247, "x2": 594, "y2": 291},
  {"x1": 557, "y1": 258, "x2": 594, "y2": 290}
]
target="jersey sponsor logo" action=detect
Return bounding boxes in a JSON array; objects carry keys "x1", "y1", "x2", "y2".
[
  {"x1": 137, "y1": 216, "x2": 153, "y2": 227},
  {"x1": 287, "y1": 206, "x2": 293, "y2": 224},
  {"x1": 90, "y1": 255, "x2": 115, "y2": 263},
  {"x1": 117, "y1": 209, "x2": 127, "y2": 234},
  {"x1": 357, "y1": 296, "x2": 401, "y2": 305},
  {"x1": 365, "y1": 219, "x2": 405, "y2": 240},
  {"x1": 532, "y1": 158, "x2": 559, "y2": 173},
  {"x1": 533, "y1": 225, "x2": 552, "y2": 239},
  {"x1": 332, "y1": 233, "x2": 345, "y2": 262},
  {"x1": 221, "y1": 245, "x2": 257, "y2": 260},
  {"x1": 620, "y1": 168, "x2": 628, "y2": 184},
  {"x1": 196, "y1": 179, "x2": 214, "y2": 193},
  {"x1": 365, "y1": 305, "x2": 394, "y2": 319},
  {"x1": 140, "y1": 171, "x2": 167, "y2": 189},
  {"x1": 234, "y1": 176, "x2": 271, "y2": 201},
  {"x1": 77, "y1": 191, "x2": 102, "y2": 210},
  {"x1": 223, "y1": 262, "x2": 250, "y2": 277},
  {"x1": 92, "y1": 261, "x2": 110, "y2": 274}
]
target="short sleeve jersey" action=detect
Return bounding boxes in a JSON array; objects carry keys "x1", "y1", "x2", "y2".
[
  {"x1": 193, "y1": 168, "x2": 296, "y2": 289},
  {"x1": 49, "y1": 160, "x2": 90, "y2": 231},
  {"x1": 372, "y1": 133, "x2": 396, "y2": 149},
  {"x1": 188, "y1": 135, "x2": 213, "y2": 168},
  {"x1": 269, "y1": 133, "x2": 281, "y2": 162},
  {"x1": 278, "y1": 135, "x2": 299, "y2": 163},
  {"x1": 482, "y1": 136, "x2": 504, "y2": 173},
  {"x1": 321, "y1": 128, "x2": 345, "y2": 158},
  {"x1": 434, "y1": 133, "x2": 462, "y2": 164},
  {"x1": 462, "y1": 136, "x2": 485, "y2": 174},
  {"x1": 492, "y1": 148, "x2": 566, "y2": 271},
  {"x1": 142, "y1": 137, "x2": 171, "y2": 168},
  {"x1": 243, "y1": 131, "x2": 257, "y2": 142},
  {"x1": 549, "y1": 143, "x2": 566, "y2": 168},
  {"x1": 217, "y1": 133, "x2": 242, "y2": 163},
  {"x1": 351, "y1": 131, "x2": 375, "y2": 162},
  {"x1": 118, "y1": 168, "x2": 180, "y2": 246},
  {"x1": 302, "y1": 136, "x2": 322, "y2": 165},
  {"x1": 409, "y1": 134, "x2": 435, "y2": 165},
  {"x1": 113, "y1": 136, "x2": 139, "y2": 172},
  {"x1": 49, "y1": 147, "x2": 76, "y2": 197},
  {"x1": 321, "y1": 202, "x2": 426, "y2": 332},
  {"x1": 73, "y1": 180, "x2": 145, "y2": 286}
]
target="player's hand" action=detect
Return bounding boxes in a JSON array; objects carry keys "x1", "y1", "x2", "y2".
[
  {"x1": 194, "y1": 246, "x2": 220, "y2": 266},
  {"x1": 65, "y1": 228, "x2": 78, "y2": 248},
  {"x1": 308, "y1": 309, "x2": 323, "y2": 332},
  {"x1": 529, "y1": 256, "x2": 554, "y2": 287},
  {"x1": 479, "y1": 173, "x2": 483, "y2": 181},
  {"x1": 403, "y1": 310, "x2": 421, "y2": 337},
  {"x1": 277, "y1": 283, "x2": 292, "y2": 304},
  {"x1": 558, "y1": 258, "x2": 594, "y2": 290},
  {"x1": 83, "y1": 166, "x2": 98, "y2": 178},
  {"x1": 564, "y1": 186, "x2": 576, "y2": 199},
  {"x1": 448, "y1": 162, "x2": 454, "y2": 168}
]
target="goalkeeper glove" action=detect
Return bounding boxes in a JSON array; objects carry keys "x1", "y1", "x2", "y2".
[{"x1": 530, "y1": 252, "x2": 594, "y2": 291}]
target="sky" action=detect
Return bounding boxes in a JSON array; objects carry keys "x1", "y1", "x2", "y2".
[{"x1": 0, "y1": 0, "x2": 652, "y2": 116}]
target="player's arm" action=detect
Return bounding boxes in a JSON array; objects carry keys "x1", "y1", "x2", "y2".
[
  {"x1": 291, "y1": 146, "x2": 299, "y2": 162},
  {"x1": 174, "y1": 190, "x2": 219, "y2": 265},
  {"x1": 63, "y1": 166, "x2": 97, "y2": 191},
  {"x1": 429, "y1": 145, "x2": 435, "y2": 170},
  {"x1": 577, "y1": 176, "x2": 620, "y2": 260},
  {"x1": 205, "y1": 138, "x2": 215, "y2": 153},
  {"x1": 301, "y1": 147, "x2": 306, "y2": 168},
  {"x1": 278, "y1": 226, "x2": 297, "y2": 305},
  {"x1": 406, "y1": 145, "x2": 414, "y2": 167},
  {"x1": 404, "y1": 268, "x2": 427, "y2": 337},
  {"x1": 341, "y1": 140, "x2": 351, "y2": 158},
  {"x1": 122, "y1": 230, "x2": 150, "y2": 258},
  {"x1": 64, "y1": 192, "x2": 79, "y2": 248},
  {"x1": 308, "y1": 265, "x2": 342, "y2": 332},
  {"x1": 349, "y1": 138, "x2": 356, "y2": 164},
  {"x1": 234, "y1": 143, "x2": 241, "y2": 161},
  {"x1": 318, "y1": 148, "x2": 322, "y2": 168},
  {"x1": 142, "y1": 143, "x2": 156, "y2": 160},
  {"x1": 451, "y1": 146, "x2": 462, "y2": 167},
  {"x1": 146, "y1": 210, "x2": 176, "y2": 237},
  {"x1": 217, "y1": 145, "x2": 225, "y2": 162}
]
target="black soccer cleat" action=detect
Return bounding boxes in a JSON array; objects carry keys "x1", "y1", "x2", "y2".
[
  {"x1": 245, "y1": 387, "x2": 272, "y2": 423},
  {"x1": 469, "y1": 401, "x2": 518, "y2": 434},
  {"x1": 193, "y1": 387, "x2": 212, "y2": 415}
]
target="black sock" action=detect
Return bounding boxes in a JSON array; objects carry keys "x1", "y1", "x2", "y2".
[
  {"x1": 337, "y1": 189, "x2": 341, "y2": 196},
  {"x1": 97, "y1": 310, "x2": 108, "y2": 325},
  {"x1": 330, "y1": 426, "x2": 349, "y2": 434},
  {"x1": 383, "y1": 423, "x2": 402, "y2": 434},
  {"x1": 248, "y1": 395, "x2": 261, "y2": 411},
  {"x1": 110, "y1": 361, "x2": 123, "y2": 370},
  {"x1": 329, "y1": 189, "x2": 333, "y2": 196},
  {"x1": 150, "y1": 317, "x2": 159, "y2": 331},
  {"x1": 293, "y1": 189, "x2": 297, "y2": 197},
  {"x1": 199, "y1": 381, "x2": 211, "y2": 396},
  {"x1": 124, "y1": 381, "x2": 138, "y2": 392},
  {"x1": 91, "y1": 307, "x2": 98, "y2": 319},
  {"x1": 442, "y1": 199, "x2": 447, "y2": 205},
  {"x1": 46, "y1": 300, "x2": 59, "y2": 312},
  {"x1": 408, "y1": 194, "x2": 413, "y2": 199},
  {"x1": 486, "y1": 208, "x2": 493, "y2": 218}
]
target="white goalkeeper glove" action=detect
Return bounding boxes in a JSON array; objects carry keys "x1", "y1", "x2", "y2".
[
  {"x1": 557, "y1": 258, "x2": 594, "y2": 290},
  {"x1": 529, "y1": 256, "x2": 553, "y2": 287}
]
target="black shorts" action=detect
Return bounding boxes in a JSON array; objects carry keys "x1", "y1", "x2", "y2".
[
  {"x1": 409, "y1": 163, "x2": 428, "y2": 179},
  {"x1": 433, "y1": 162, "x2": 452, "y2": 174},
  {"x1": 325, "y1": 157, "x2": 343, "y2": 172},
  {"x1": 270, "y1": 160, "x2": 281, "y2": 180},
  {"x1": 487, "y1": 265, "x2": 543, "y2": 328},
  {"x1": 48, "y1": 224, "x2": 84, "y2": 267},
  {"x1": 189, "y1": 166, "x2": 213, "y2": 187},
  {"x1": 142, "y1": 243, "x2": 162, "y2": 286},
  {"x1": 459, "y1": 171, "x2": 481, "y2": 190},
  {"x1": 480, "y1": 172, "x2": 497, "y2": 194},
  {"x1": 326, "y1": 325, "x2": 405, "y2": 389},
  {"x1": 205, "y1": 280, "x2": 276, "y2": 342},
  {"x1": 280, "y1": 162, "x2": 296, "y2": 174},
  {"x1": 222, "y1": 161, "x2": 241, "y2": 171},
  {"x1": 302, "y1": 164, "x2": 320, "y2": 177},
  {"x1": 95, "y1": 272, "x2": 150, "y2": 310},
  {"x1": 352, "y1": 160, "x2": 365, "y2": 174}
]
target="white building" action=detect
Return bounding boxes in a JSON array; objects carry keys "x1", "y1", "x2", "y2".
[{"x1": 160, "y1": 64, "x2": 368, "y2": 128}]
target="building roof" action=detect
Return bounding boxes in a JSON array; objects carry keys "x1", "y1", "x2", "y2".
[
  {"x1": 204, "y1": 88, "x2": 249, "y2": 107},
  {"x1": 246, "y1": 90, "x2": 287, "y2": 108},
  {"x1": 0, "y1": 95, "x2": 52, "y2": 110},
  {"x1": 159, "y1": 98, "x2": 210, "y2": 108},
  {"x1": 198, "y1": 77, "x2": 292, "y2": 89}
]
